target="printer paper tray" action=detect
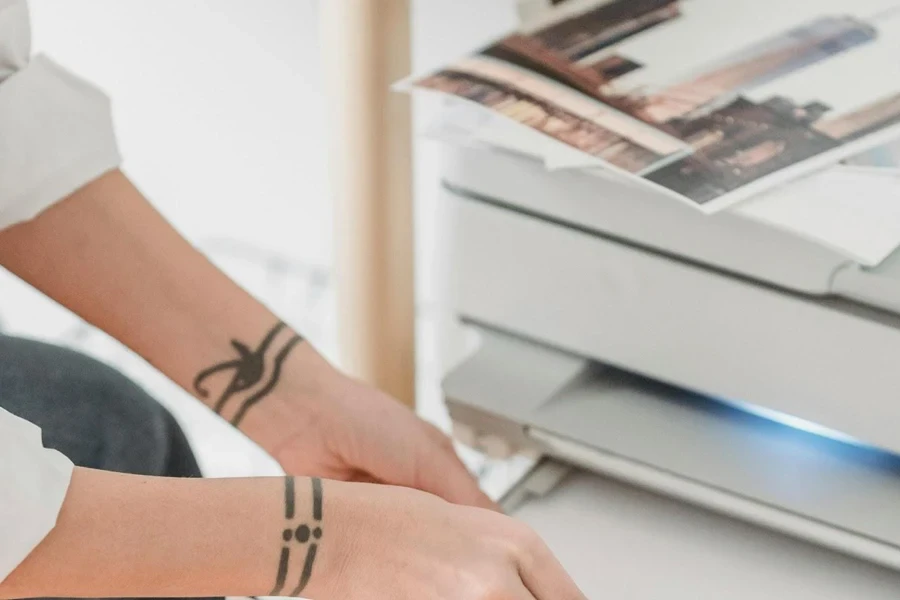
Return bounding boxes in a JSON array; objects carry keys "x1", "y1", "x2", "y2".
[
  {"x1": 444, "y1": 327, "x2": 900, "y2": 574},
  {"x1": 505, "y1": 463, "x2": 900, "y2": 598}
]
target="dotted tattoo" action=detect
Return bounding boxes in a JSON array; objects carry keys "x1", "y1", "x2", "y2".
[{"x1": 270, "y1": 477, "x2": 324, "y2": 597}]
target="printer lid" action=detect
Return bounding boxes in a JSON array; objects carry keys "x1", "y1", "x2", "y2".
[{"x1": 440, "y1": 144, "x2": 862, "y2": 297}]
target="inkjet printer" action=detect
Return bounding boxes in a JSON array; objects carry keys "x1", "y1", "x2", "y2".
[{"x1": 438, "y1": 143, "x2": 900, "y2": 597}]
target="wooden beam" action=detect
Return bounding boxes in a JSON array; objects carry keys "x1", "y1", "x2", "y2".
[{"x1": 320, "y1": 0, "x2": 416, "y2": 408}]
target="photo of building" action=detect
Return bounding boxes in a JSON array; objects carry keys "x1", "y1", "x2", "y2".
[
  {"x1": 482, "y1": 34, "x2": 613, "y2": 103},
  {"x1": 481, "y1": 0, "x2": 681, "y2": 114},
  {"x1": 646, "y1": 97, "x2": 840, "y2": 203},
  {"x1": 590, "y1": 55, "x2": 643, "y2": 81},
  {"x1": 416, "y1": 69, "x2": 666, "y2": 173},
  {"x1": 636, "y1": 16, "x2": 877, "y2": 123},
  {"x1": 815, "y1": 93, "x2": 900, "y2": 140},
  {"x1": 411, "y1": 1, "x2": 900, "y2": 207},
  {"x1": 532, "y1": 0, "x2": 682, "y2": 61}
]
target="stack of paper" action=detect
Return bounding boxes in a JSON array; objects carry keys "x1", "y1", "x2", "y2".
[{"x1": 400, "y1": 0, "x2": 900, "y2": 268}]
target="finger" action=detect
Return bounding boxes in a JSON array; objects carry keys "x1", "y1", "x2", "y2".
[
  {"x1": 419, "y1": 423, "x2": 503, "y2": 512},
  {"x1": 440, "y1": 451, "x2": 502, "y2": 512},
  {"x1": 508, "y1": 582, "x2": 539, "y2": 600},
  {"x1": 346, "y1": 470, "x2": 383, "y2": 484},
  {"x1": 414, "y1": 439, "x2": 500, "y2": 511},
  {"x1": 422, "y1": 423, "x2": 481, "y2": 479},
  {"x1": 352, "y1": 415, "x2": 499, "y2": 509},
  {"x1": 518, "y1": 537, "x2": 587, "y2": 600},
  {"x1": 421, "y1": 421, "x2": 457, "y2": 449}
]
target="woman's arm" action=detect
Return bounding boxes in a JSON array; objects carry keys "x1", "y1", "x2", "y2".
[
  {"x1": 0, "y1": 469, "x2": 336, "y2": 599},
  {"x1": 0, "y1": 169, "x2": 492, "y2": 508},
  {"x1": 0, "y1": 469, "x2": 585, "y2": 600},
  {"x1": 0, "y1": 168, "x2": 326, "y2": 432}
]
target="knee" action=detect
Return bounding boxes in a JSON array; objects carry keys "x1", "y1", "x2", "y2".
[{"x1": 0, "y1": 336, "x2": 190, "y2": 475}]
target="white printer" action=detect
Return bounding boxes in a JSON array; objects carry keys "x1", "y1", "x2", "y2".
[{"x1": 437, "y1": 143, "x2": 900, "y2": 596}]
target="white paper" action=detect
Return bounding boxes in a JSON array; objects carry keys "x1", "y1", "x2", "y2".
[{"x1": 736, "y1": 166, "x2": 900, "y2": 266}]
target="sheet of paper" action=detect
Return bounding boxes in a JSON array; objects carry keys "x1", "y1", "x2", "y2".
[
  {"x1": 420, "y1": 98, "x2": 611, "y2": 169},
  {"x1": 735, "y1": 166, "x2": 900, "y2": 266},
  {"x1": 404, "y1": 0, "x2": 900, "y2": 213}
]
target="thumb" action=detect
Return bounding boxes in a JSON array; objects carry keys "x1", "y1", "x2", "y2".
[
  {"x1": 413, "y1": 437, "x2": 500, "y2": 511},
  {"x1": 352, "y1": 414, "x2": 500, "y2": 511}
]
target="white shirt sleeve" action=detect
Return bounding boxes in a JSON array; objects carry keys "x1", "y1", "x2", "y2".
[
  {"x1": 0, "y1": 408, "x2": 74, "y2": 583},
  {"x1": 1, "y1": 0, "x2": 115, "y2": 584},
  {"x1": 0, "y1": 0, "x2": 122, "y2": 231}
]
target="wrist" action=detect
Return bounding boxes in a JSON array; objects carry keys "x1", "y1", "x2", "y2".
[
  {"x1": 234, "y1": 342, "x2": 344, "y2": 454},
  {"x1": 186, "y1": 316, "x2": 343, "y2": 439},
  {"x1": 314, "y1": 480, "x2": 401, "y2": 593},
  {"x1": 268, "y1": 477, "x2": 349, "y2": 599},
  {"x1": 299, "y1": 479, "x2": 391, "y2": 598}
]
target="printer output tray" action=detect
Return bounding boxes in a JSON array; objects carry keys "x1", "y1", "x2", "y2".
[
  {"x1": 444, "y1": 327, "x2": 900, "y2": 572},
  {"x1": 505, "y1": 466, "x2": 900, "y2": 598}
]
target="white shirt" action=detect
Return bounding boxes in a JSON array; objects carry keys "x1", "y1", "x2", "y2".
[{"x1": 0, "y1": 0, "x2": 122, "y2": 583}]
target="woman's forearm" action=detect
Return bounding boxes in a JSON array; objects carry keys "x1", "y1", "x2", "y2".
[
  {"x1": 0, "y1": 169, "x2": 335, "y2": 440},
  {"x1": 0, "y1": 468, "x2": 338, "y2": 599},
  {"x1": 0, "y1": 468, "x2": 588, "y2": 600}
]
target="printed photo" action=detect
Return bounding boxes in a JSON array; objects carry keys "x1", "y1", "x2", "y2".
[
  {"x1": 411, "y1": 0, "x2": 900, "y2": 209},
  {"x1": 415, "y1": 54, "x2": 689, "y2": 173}
]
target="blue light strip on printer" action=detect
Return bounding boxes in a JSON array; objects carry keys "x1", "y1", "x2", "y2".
[{"x1": 724, "y1": 399, "x2": 863, "y2": 446}]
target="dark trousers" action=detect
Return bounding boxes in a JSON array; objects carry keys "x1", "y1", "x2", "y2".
[{"x1": 0, "y1": 334, "x2": 218, "y2": 600}]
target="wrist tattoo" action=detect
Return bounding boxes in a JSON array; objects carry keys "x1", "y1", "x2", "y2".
[
  {"x1": 271, "y1": 477, "x2": 324, "y2": 597},
  {"x1": 193, "y1": 321, "x2": 303, "y2": 427}
]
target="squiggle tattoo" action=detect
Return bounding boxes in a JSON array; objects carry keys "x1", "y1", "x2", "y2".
[
  {"x1": 193, "y1": 321, "x2": 302, "y2": 427},
  {"x1": 271, "y1": 477, "x2": 324, "y2": 597}
]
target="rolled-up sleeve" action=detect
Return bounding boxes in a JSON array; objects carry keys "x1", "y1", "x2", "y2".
[
  {"x1": 0, "y1": 407, "x2": 74, "y2": 583},
  {"x1": 0, "y1": 0, "x2": 121, "y2": 231}
]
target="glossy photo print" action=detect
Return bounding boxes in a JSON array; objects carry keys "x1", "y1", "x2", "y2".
[{"x1": 410, "y1": 0, "x2": 900, "y2": 211}]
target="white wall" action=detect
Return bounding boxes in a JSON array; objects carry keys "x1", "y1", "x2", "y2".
[{"x1": 29, "y1": 0, "x2": 330, "y2": 262}]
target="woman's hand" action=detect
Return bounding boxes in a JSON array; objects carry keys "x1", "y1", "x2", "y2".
[
  {"x1": 322, "y1": 480, "x2": 587, "y2": 600},
  {"x1": 245, "y1": 359, "x2": 496, "y2": 510}
]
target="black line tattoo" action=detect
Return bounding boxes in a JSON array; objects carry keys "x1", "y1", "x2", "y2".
[
  {"x1": 290, "y1": 544, "x2": 318, "y2": 597},
  {"x1": 270, "y1": 477, "x2": 324, "y2": 597},
  {"x1": 285, "y1": 476, "x2": 296, "y2": 520},
  {"x1": 195, "y1": 323, "x2": 285, "y2": 406},
  {"x1": 312, "y1": 477, "x2": 323, "y2": 521},
  {"x1": 272, "y1": 547, "x2": 291, "y2": 596},
  {"x1": 193, "y1": 321, "x2": 303, "y2": 427},
  {"x1": 230, "y1": 335, "x2": 302, "y2": 426}
]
